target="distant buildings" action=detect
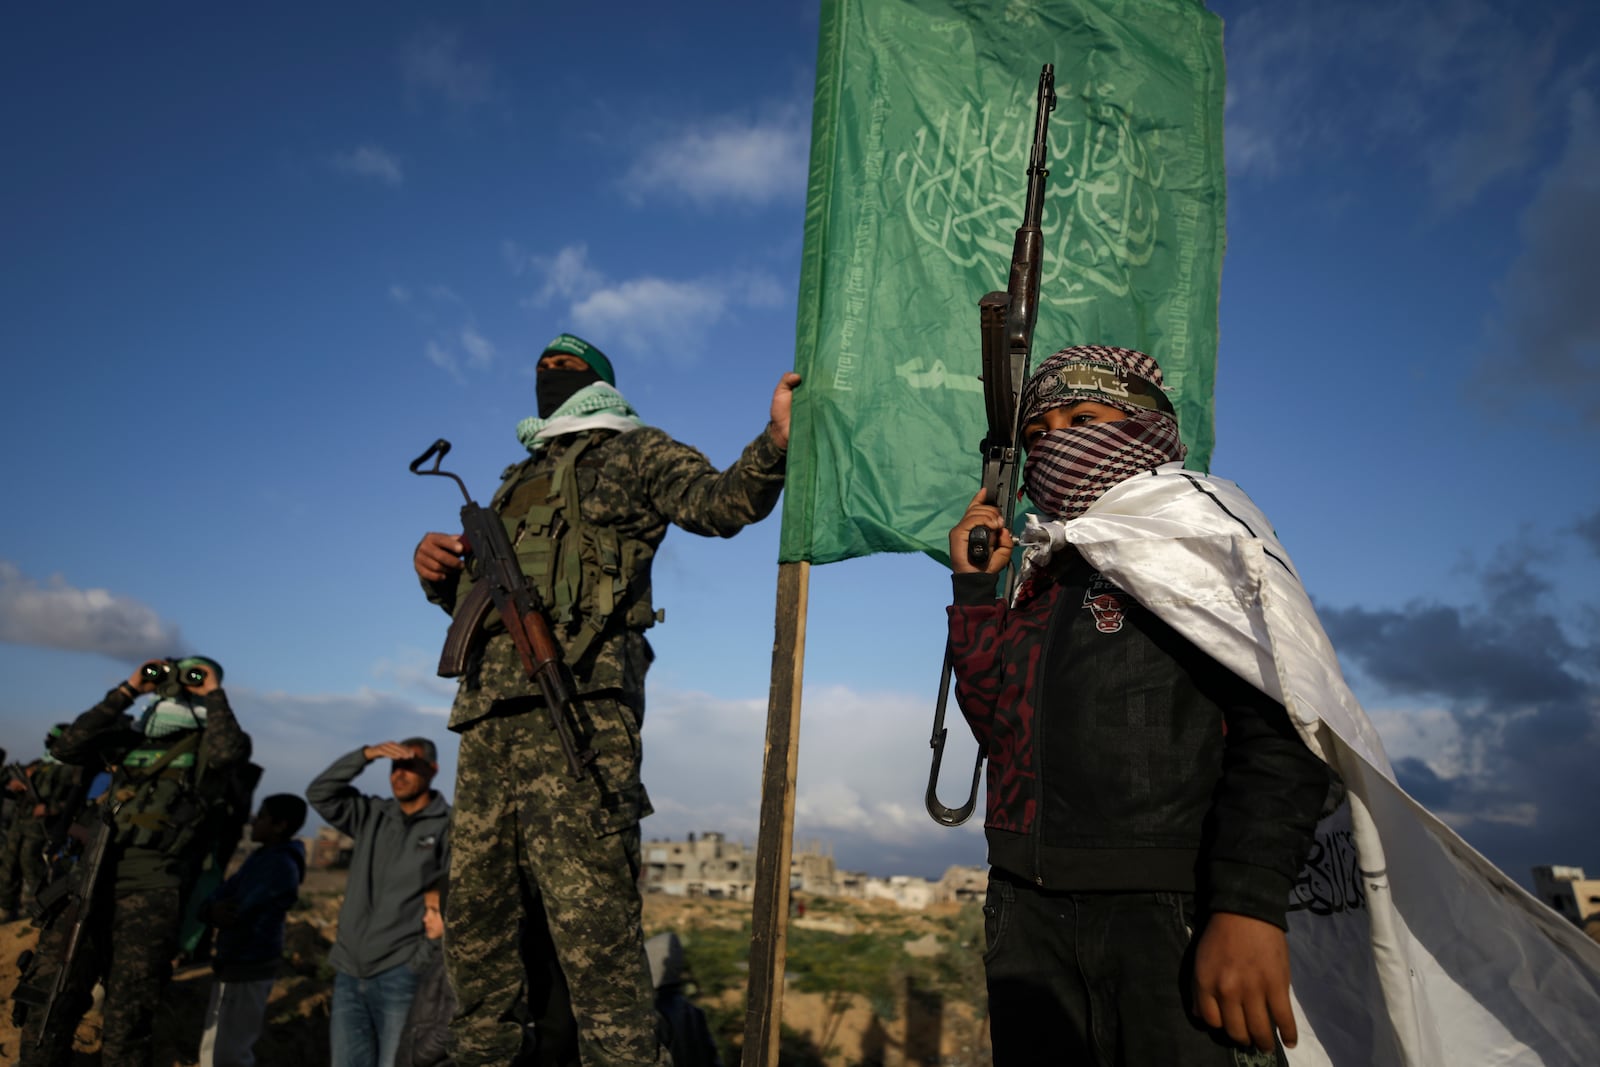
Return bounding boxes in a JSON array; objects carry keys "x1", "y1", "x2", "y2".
[
  {"x1": 1531, "y1": 865, "x2": 1600, "y2": 925},
  {"x1": 305, "y1": 825, "x2": 355, "y2": 869},
  {"x1": 642, "y1": 830, "x2": 986, "y2": 909}
]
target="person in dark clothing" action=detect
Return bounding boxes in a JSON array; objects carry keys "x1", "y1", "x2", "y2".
[
  {"x1": 2, "y1": 732, "x2": 80, "y2": 922},
  {"x1": 196, "y1": 793, "x2": 308, "y2": 1067},
  {"x1": 947, "y1": 346, "x2": 1334, "y2": 1067},
  {"x1": 394, "y1": 873, "x2": 456, "y2": 1067},
  {"x1": 15, "y1": 657, "x2": 252, "y2": 1067},
  {"x1": 646, "y1": 931, "x2": 721, "y2": 1067}
]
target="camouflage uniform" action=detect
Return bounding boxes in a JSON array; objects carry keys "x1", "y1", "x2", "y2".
[
  {"x1": 424, "y1": 426, "x2": 786, "y2": 1067},
  {"x1": 1, "y1": 760, "x2": 74, "y2": 916},
  {"x1": 16, "y1": 683, "x2": 251, "y2": 1067}
]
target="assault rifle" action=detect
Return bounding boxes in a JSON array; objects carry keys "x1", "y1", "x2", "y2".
[
  {"x1": 410, "y1": 439, "x2": 596, "y2": 780},
  {"x1": 3, "y1": 762, "x2": 43, "y2": 809},
  {"x1": 925, "y1": 63, "x2": 1056, "y2": 827},
  {"x1": 14, "y1": 803, "x2": 112, "y2": 1045}
]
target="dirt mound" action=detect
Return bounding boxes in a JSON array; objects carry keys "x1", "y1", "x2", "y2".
[
  {"x1": 0, "y1": 891, "x2": 340, "y2": 1067},
  {"x1": 0, "y1": 883, "x2": 992, "y2": 1067}
]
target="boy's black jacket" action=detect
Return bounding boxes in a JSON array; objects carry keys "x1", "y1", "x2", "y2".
[{"x1": 947, "y1": 551, "x2": 1331, "y2": 928}]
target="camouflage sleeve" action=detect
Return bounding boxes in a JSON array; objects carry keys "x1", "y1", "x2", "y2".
[
  {"x1": 37, "y1": 762, "x2": 78, "y2": 815},
  {"x1": 199, "y1": 689, "x2": 252, "y2": 770},
  {"x1": 49, "y1": 684, "x2": 140, "y2": 766},
  {"x1": 420, "y1": 572, "x2": 461, "y2": 616},
  {"x1": 636, "y1": 427, "x2": 787, "y2": 537}
]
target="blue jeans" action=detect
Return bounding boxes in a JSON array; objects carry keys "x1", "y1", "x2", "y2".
[{"x1": 331, "y1": 965, "x2": 420, "y2": 1067}]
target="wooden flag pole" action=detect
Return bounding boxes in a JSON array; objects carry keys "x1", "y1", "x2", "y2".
[{"x1": 741, "y1": 559, "x2": 810, "y2": 1067}]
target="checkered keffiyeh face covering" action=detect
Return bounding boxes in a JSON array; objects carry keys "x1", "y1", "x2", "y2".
[{"x1": 1020, "y1": 345, "x2": 1187, "y2": 520}]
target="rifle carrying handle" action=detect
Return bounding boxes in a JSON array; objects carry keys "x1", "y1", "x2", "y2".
[{"x1": 410, "y1": 439, "x2": 451, "y2": 474}]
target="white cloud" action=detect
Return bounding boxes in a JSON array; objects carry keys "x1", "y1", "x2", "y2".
[
  {"x1": 370, "y1": 651, "x2": 460, "y2": 703},
  {"x1": 392, "y1": 283, "x2": 499, "y2": 380},
  {"x1": 460, "y1": 325, "x2": 496, "y2": 368},
  {"x1": 329, "y1": 144, "x2": 404, "y2": 187},
  {"x1": 626, "y1": 106, "x2": 810, "y2": 207},
  {"x1": 1367, "y1": 705, "x2": 1468, "y2": 779},
  {"x1": 641, "y1": 683, "x2": 985, "y2": 877},
  {"x1": 572, "y1": 277, "x2": 729, "y2": 355},
  {"x1": 520, "y1": 243, "x2": 785, "y2": 361},
  {"x1": 401, "y1": 28, "x2": 493, "y2": 105},
  {"x1": 523, "y1": 243, "x2": 607, "y2": 306},
  {"x1": 0, "y1": 561, "x2": 183, "y2": 661},
  {"x1": 223, "y1": 685, "x2": 461, "y2": 816},
  {"x1": 425, "y1": 339, "x2": 462, "y2": 380}
]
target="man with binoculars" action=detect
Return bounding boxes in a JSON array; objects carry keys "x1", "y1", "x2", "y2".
[{"x1": 14, "y1": 656, "x2": 252, "y2": 1067}]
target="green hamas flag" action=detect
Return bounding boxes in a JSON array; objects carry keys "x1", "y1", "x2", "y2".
[{"x1": 780, "y1": 0, "x2": 1225, "y2": 566}]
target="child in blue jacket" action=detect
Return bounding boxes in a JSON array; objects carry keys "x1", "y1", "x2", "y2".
[{"x1": 197, "y1": 793, "x2": 308, "y2": 1067}]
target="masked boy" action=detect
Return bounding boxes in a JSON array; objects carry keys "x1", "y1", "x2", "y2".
[{"x1": 947, "y1": 345, "x2": 1334, "y2": 1066}]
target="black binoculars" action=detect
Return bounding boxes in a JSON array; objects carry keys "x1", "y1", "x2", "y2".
[{"x1": 142, "y1": 660, "x2": 208, "y2": 688}]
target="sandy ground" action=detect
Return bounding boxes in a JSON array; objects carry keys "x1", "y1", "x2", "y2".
[{"x1": 0, "y1": 872, "x2": 990, "y2": 1067}]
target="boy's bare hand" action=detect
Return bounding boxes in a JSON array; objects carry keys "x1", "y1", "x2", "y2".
[
  {"x1": 949, "y1": 487, "x2": 1014, "y2": 574},
  {"x1": 1192, "y1": 911, "x2": 1297, "y2": 1053}
]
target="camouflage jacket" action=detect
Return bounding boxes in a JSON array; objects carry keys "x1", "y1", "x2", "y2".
[
  {"x1": 424, "y1": 425, "x2": 787, "y2": 730},
  {"x1": 21, "y1": 760, "x2": 78, "y2": 821},
  {"x1": 51, "y1": 684, "x2": 252, "y2": 890}
]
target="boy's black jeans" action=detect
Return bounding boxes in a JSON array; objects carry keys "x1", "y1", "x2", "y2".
[{"x1": 983, "y1": 873, "x2": 1287, "y2": 1067}]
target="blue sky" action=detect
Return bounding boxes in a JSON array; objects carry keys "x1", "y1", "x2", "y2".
[{"x1": 2, "y1": 0, "x2": 1596, "y2": 888}]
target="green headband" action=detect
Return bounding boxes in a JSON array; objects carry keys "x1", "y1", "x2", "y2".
[{"x1": 541, "y1": 333, "x2": 615, "y2": 386}]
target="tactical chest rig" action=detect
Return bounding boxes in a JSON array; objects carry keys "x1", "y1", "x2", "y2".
[
  {"x1": 110, "y1": 729, "x2": 208, "y2": 855},
  {"x1": 476, "y1": 432, "x2": 662, "y2": 672}
]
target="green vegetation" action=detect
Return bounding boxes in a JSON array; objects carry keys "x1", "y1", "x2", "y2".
[
  {"x1": 658, "y1": 921, "x2": 753, "y2": 998},
  {"x1": 786, "y1": 928, "x2": 905, "y2": 1018},
  {"x1": 646, "y1": 897, "x2": 993, "y2": 1064},
  {"x1": 656, "y1": 901, "x2": 990, "y2": 1023}
]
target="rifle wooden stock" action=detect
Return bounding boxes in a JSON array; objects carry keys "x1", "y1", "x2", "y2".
[{"x1": 503, "y1": 610, "x2": 589, "y2": 780}]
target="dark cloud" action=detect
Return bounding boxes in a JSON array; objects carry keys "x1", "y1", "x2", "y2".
[
  {"x1": 1320, "y1": 533, "x2": 1600, "y2": 878},
  {"x1": 1392, "y1": 757, "x2": 1457, "y2": 809},
  {"x1": 1222, "y1": 0, "x2": 1576, "y2": 206},
  {"x1": 1576, "y1": 510, "x2": 1600, "y2": 557},
  {"x1": 1323, "y1": 601, "x2": 1582, "y2": 708},
  {"x1": 1474, "y1": 90, "x2": 1600, "y2": 424},
  {"x1": 0, "y1": 561, "x2": 184, "y2": 662}
]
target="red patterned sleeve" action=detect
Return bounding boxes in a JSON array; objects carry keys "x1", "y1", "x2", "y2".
[{"x1": 947, "y1": 574, "x2": 1007, "y2": 748}]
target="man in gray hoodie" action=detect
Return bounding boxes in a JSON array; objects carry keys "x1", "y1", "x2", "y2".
[{"x1": 308, "y1": 738, "x2": 450, "y2": 1067}]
